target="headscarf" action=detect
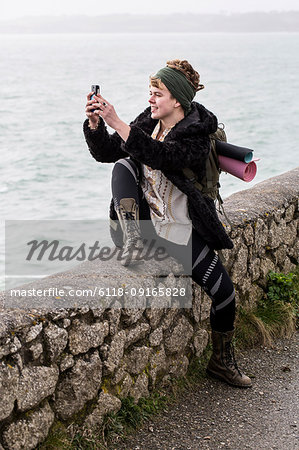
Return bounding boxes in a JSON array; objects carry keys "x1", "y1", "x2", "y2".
[{"x1": 154, "y1": 66, "x2": 197, "y2": 114}]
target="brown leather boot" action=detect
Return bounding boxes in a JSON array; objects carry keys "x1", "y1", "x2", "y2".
[
  {"x1": 206, "y1": 329, "x2": 252, "y2": 388},
  {"x1": 115, "y1": 198, "x2": 144, "y2": 266}
]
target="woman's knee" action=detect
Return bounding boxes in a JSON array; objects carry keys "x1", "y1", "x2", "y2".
[{"x1": 112, "y1": 158, "x2": 139, "y2": 183}]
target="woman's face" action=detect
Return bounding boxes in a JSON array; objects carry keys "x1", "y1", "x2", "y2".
[{"x1": 148, "y1": 84, "x2": 179, "y2": 120}]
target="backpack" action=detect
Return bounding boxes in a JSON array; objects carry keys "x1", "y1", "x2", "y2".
[{"x1": 182, "y1": 123, "x2": 232, "y2": 225}]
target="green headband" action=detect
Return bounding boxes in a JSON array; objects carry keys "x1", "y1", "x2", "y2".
[{"x1": 154, "y1": 66, "x2": 197, "y2": 114}]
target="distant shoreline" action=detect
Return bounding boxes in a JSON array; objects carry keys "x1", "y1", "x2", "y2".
[{"x1": 1, "y1": 12, "x2": 298, "y2": 33}]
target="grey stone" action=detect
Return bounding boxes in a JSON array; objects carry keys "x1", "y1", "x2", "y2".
[
  {"x1": 243, "y1": 224, "x2": 254, "y2": 245},
  {"x1": 91, "y1": 308, "x2": 105, "y2": 319},
  {"x1": 201, "y1": 291, "x2": 211, "y2": 322},
  {"x1": 62, "y1": 318, "x2": 71, "y2": 328},
  {"x1": 104, "y1": 330, "x2": 126, "y2": 375},
  {"x1": 68, "y1": 320, "x2": 109, "y2": 355},
  {"x1": 192, "y1": 283, "x2": 201, "y2": 323},
  {"x1": 248, "y1": 257, "x2": 261, "y2": 282},
  {"x1": 29, "y1": 343, "x2": 43, "y2": 360},
  {"x1": 231, "y1": 243, "x2": 248, "y2": 284},
  {"x1": 130, "y1": 372, "x2": 149, "y2": 403},
  {"x1": 106, "y1": 307, "x2": 121, "y2": 335},
  {"x1": 10, "y1": 353, "x2": 23, "y2": 371},
  {"x1": 273, "y1": 207, "x2": 285, "y2": 223},
  {"x1": 164, "y1": 315, "x2": 193, "y2": 355},
  {"x1": 259, "y1": 257, "x2": 276, "y2": 288},
  {"x1": 25, "y1": 323, "x2": 43, "y2": 343},
  {"x1": 59, "y1": 353, "x2": 75, "y2": 372},
  {"x1": 281, "y1": 257, "x2": 296, "y2": 274},
  {"x1": 149, "y1": 345, "x2": 167, "y2": 387},
  {"x1": 125, "y1": 322, "x2": 150, "y2": 348},
  {"x1": 0, "y1": 362, "x2": 19, "y2": 421},
  {"x1": 125, "y1": 346, "x2": 153, "y2": 375},
  {"x1": 2, "y1": 401, "x2": 54, "y2": 450},
  {"x1": 118, "y1": 373, "x2": 133, "y2": 398},
  {"x1": 149, "y1": 327, "x2": 163, "y2": 347},
  {"x1": 85, "y1": 392, "x2": 122, "y2": 429},
  {"x1": 121, "y1": 308, "x2": 145, "y2": 326},
  {"x1": 282, "y1": 221, "x2": 297, "y2": 246},
  {"x1": 44, "y1": 322, "x2": 68, "y2": 362},
  {"x1": 268, "y1": 219, "x2": 288, "y2": 248},
  {"x1": 145, "y1": 307, "x2": 164, "y2": 329},
  {"x1": 253, "y1": 218, "x2": 268, "y2": 251},
  {"x1": 54, "y1": 350, "x2": 102, "y2": 420},
  {"x1": 111, "y1": 364, "x2": 127, "y2": 385},
  {"x1": 169, "y1": 355, "x2": 189, "y2": 378},
  {"x1": 0, "y1": 335, "x2": 22, "y2": 359},
  {"x1": 285, "y1": 204, "x2": 295, "y2": 222},
  {"x1": 193, "y1": 328, "x2": 209, "y2": 357},
  {"x1": 160, "y1": 308, "x2": 179, "y2": 331},
  {"x1": 17, "y1": 366, "x2": 59, "y2": 412}
]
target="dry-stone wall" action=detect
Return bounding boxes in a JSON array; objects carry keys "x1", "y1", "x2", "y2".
[{"x1": 0, "y1": 168, "x2": 298, "y2": 449}]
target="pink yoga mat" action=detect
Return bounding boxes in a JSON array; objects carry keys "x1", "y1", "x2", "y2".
[{"x1": 218, "y1": 155, "x2": 259, "y2": 182}]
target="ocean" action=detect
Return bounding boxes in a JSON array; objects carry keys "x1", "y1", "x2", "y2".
[{"x1": 1, "y1": 32, "x2": 299, "y2": 290}]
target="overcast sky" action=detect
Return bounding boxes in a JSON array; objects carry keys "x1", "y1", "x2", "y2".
[{"x1": 2, "y1": 0, "x2": 299, "y2": 20}]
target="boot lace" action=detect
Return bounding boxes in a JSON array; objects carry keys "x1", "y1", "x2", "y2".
[
  {"x1": 123, "y1": 212, "x2": 141, "y2": 247},
  {"x1": 224, "y1": 341, "x2": 243, "y2": 377}
]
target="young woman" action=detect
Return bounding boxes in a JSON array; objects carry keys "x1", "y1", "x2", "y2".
[{"x1": 83, "y1": 59, "x2": 252, "y2": 388}]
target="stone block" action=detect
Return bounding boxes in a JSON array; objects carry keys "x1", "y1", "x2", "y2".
[
  {"x1": 149, "y1": 327, "x2": 163, "y2": 347},
  {"x1": 248, "y1": 257, "x2": 261, "y2": 281},
  {"x1": 125, "y1": 346, "x2": 153, "y2": 375},
  {"x1": 104, "y1": 330, "x2": 126, "y2": 375},
  {"x1": 29, "y1": 343, "x2": 43, "y2": 360},
  {"x1": 0, "y1": 362, "x2": 19, "y2": 421},
  {"x1": 44, "y1": 323, "x2": 68, "y2": 362},
  {"x1": 0, "y1": 336, "x2": 22, "y2": 359},
  {"x1": 230, "y1": 244, "x2": 249, "y2": 284},
  {"x1": 164, "y1": 315, "x2": 193, "y2": 355},
  {"x1": 144, "y1": 307, "x2": 164, "y2": 329},
  {"x1": 68, "y1": 320, "x2": 109, "y2": 356},
  {"x1": 149, "y1": 345, "x2": 167, "y2": 387},
  {"x1": 285, "y1": 204, "x2": 295, "y2": 222},
  {"x1": 193, "y1": 328, "x2": 209, "y2": 357},
  {"x1": 17, "y1": 366, "x2": 59, "y2": 412},
  {"x1": 85, "y1": 392, "x2": 121, "y2": 429},
  {"x1": 169, "y1": 355, "x2": 189, "y2": 378},
  {"x1": 54, "y1": 350, "x2": 102, "y2": 420},
  {"x1": 259, "y1": 257, "x2": 276, "y2": 288},
  {"x1": 2, "y1": 401, "x2": 54, "y2": 450},
  {"x1": 59, "y1": 353, "x2": 75, "y2": 372},
  {"x1": 253, "y1": 218, "x2": 268, "y2": 251},
  {"x1": 243, "y1": 224, "x2": 254, "y2": 245},
  {"x1": 25, "y1": 323, "x2": 43, "y2": 343},
  {"x1": 125, "y1": 322, "x2": 150, "y2": 348},
  {"x1": 129, "y1": 373, "x2": 149, "y2": 403}
]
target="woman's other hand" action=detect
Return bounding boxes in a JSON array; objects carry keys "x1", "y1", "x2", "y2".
[{"x1": 86, "y1": 92, "x2": 100, "y2": 129}]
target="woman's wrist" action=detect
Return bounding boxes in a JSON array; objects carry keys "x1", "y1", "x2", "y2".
[{"x1": 88, "y1": 117, "x2": 100, "y2": 130}]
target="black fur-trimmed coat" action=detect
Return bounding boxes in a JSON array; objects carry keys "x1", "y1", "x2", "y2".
[{"x1": 83, "y1": 102, "x2": 233, "y2": 250}]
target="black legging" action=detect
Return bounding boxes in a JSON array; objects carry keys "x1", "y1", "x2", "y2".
[{"x1": 111, "y1": 158, "x2": 235, "y2": 332}]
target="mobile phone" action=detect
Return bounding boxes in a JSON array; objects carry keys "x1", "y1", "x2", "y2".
[{"x1": 91, "y1": 85, "x2": 100, "y2": 112}]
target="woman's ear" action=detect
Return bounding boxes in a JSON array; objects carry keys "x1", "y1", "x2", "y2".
[{"x1": 174, "y1": 99, "x2": 181, "y2": 108}]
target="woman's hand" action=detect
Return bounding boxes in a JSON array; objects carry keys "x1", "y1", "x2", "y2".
[{"x1": 87, "y1": 93, "x2": 131, "y2": 141}]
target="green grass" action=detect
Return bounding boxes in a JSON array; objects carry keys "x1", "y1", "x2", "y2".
[{"x1": 235, "y1": 266, "x2": 298, "y2": 348}]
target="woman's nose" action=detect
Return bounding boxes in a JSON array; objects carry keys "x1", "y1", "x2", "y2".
[{"x1": 149, "y1": 95, "x2": 155, "y2": 103}]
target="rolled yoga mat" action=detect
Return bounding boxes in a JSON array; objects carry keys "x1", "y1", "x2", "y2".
[
  {"x1": 218, "y1": 155, "x2": 259, "y2": 182},
  {"x1": 216, "y1": 140, "x2": 254, "y2": 163}
]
